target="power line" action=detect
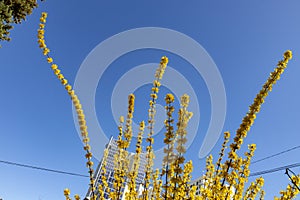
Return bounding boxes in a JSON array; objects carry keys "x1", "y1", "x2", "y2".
[
  {"x1": 252, "y1": 145, "x2": 300, "y2": 164},
  {"x1": 1, "y1": 159, "x2": 299, "y2": 179},
  {"x1": 0, "y1": 159, "x2": 88, "y2": 178},
  {"x1": 250, "y1": 163, "x2": 300, "y2": 177}
]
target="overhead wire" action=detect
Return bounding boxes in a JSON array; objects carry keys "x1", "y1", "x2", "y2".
[
  {"x1": 0, "y1": 159, "x2": 88, "y2": 178},
  {"x1": 252, "y1": 145, "x2": 300, "y2": 164},
  {"x1": 249, "y1": 145, "x2": 300, "y2": 177},
  {"x1": 250, "y1": 163, "x2": 300, "y2": 177},
  {"x1": 1, "y1": 145, "x2": 300, "y2": 178}
]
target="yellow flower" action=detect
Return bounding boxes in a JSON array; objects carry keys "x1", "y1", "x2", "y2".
[
  {"x1": 65, "y1": 84, "x2": 72, "y2": 91},
  {"x1": 153, "y1": 80, "x2": 161, "y2": 87},
  {"x1": 64, "y1": 188, "x2": 70, "y2": 196},
  {"x1": 83, "y1": 138, "x2": 90, "y2": 143},
  {"x1": 40, "y1": 17, "x2": 46, "y2": 23},
  {"x1": 84, "y1": 144, "x2": 91, "y2": 151},
  {"x1": 151, "y1": 93, "x2": 158, "y2": 99},
  {"x1": 81, "y1": 131, "x2": 88, "y2": 137},
  {"x1": 152, "y1": 87, "x2": 159, "y2": 93},
  {"x1": 74, "y1": 194, "x2": 80, "y2": 200},
  {"x1": 51, "y1": 64, "x2": 58, "y2": 70},
  {"x1": 161, "y1": 56, "x2": 169, "y2": 65},
  {"x1": 39, "y1": 43, "x2": 46, "y2": 49},
  {"x1": 38, "y1": 39, "x2": 45, "y2": 44},
  {"x1": 140, "y1": 121, "x2": 145, "y2": 129},
  {"x1": 119, "y1": 116, "x2": 124, "y2": 123},
  {"x1": 165, "y1": 93, "x2": 175, "y2": 104},
  {"x1": 80, "y1": 125, "x2": 87, "y2": 132},
  {"x1": 57, "y1": 74, "x2": 64, "y2": 79},
  {"x1": 248, "y1": 144, "x2": 256, "y2": 151},
  {"x1": 284, "y1": 50, "x2": 292, "y2": 60},
  {"x1": 37, "y1": 33, "x2": 44, "y2": 39},
  {"x1": 39, "y1": 23, "x2": 45, "y2": 29},
  {"x1": 85, "y1": 152, "x2": 92, "y2": 159},
  {"x1": 37, "y1": 29, "x2": 44, "y2": 35},
  {"x1": 224, "y1": 131, "x2": 230, "y2": 139},
  {"x1": 180, "y1": 94, "x2": 190, "y2": 107},
  {"x1": 42, "y1": 12, "x2": 48, "y2": 18},
  {"x1": 43, "y1": 48, "x2": 50, "y2": 55},
  {"x1": 53, "y1": 69, "x2": 61, "y2": 75},
  {"x1": 47, "y1": 57, "x2": 53, "y2": 63},
  {"x1": 61, "y1": 79, "x2": 68, "y2": 85}
]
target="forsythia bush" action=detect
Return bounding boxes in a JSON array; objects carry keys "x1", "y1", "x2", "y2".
[{"x1": 37, "y1": 12, "x2": 300, "y2": 200}]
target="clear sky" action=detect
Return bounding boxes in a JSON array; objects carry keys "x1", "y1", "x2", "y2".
[{"x1": 1, "y1": 1, "x2": 300, "y2": 199}]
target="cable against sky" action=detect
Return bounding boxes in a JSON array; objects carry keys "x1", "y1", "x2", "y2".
[
  {"x1": 0, "y1": 160, "x2": 88, "y2": 178},
  {"x1": 1, "y1": 145, "x2": 300, "y2": 178},
  {"x1": 250, "y1": 163, "x2": 300, "y2": 177},
  {"x1": 252, "y1": 145, "x2": 300, "y2": 164}
]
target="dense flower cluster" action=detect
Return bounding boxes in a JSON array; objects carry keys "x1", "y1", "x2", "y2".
[
  {"x1": 38, "y1": 12, "x2": 95, "y2": 200},
  {"x1": 38, "y1": 12, "x2": 300, "y2": 200},
  {"x1": 275, "y1": 175, "x2": 300, "y2": 200},
  {"x1": 162, "y1": 93, "x2": 176, "y2": 199},
  {"x1": 125, "y1": 121, "x2": 145, "y2": 199},
  {"x1": 110, "y1": 94, "x2": 135, "y2": 199},
  {"x1": 142, "y1": 56, "x2": 169, "y2": 199},
  {"x1": 98, "y1": 148, "x2": 109, "y2": 199},
  {"x1": 160, "y1": 93, "x2": 194, "y2": 200}
]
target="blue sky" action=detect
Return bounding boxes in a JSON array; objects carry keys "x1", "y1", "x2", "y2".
[{"x1": 1, "y1": 1, "x2": 300, "y2": 199}]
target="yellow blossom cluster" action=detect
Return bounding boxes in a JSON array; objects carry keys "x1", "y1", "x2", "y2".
[
  {"x1": 232, "y1": 50, "x2": 292, "y2": 152},
  {"x1": 162, "y1": 93, "x2": 176, "y2": 199},
  {"x1": 124, "y1": 94, "x2": 135, "y2": 149},
  {"x1": 98, "y1": 148, "x2": 109, "y2": 199},
  {"x1": 37, "y1": 12, "x2": 50, "y2": 55},
  {"x1": 63, "y1": 188, "x2": 80, "y2": 200},
  {"x1": 142, "y1": 56, "x2": 169, "y2": 199},
  {"x1": 111, "y1": 116, "x2": 126, "y2": 199},
  {"x1": 243, "y1": 177, "x2": 264, "y2": 199},
  {"x1": 194, "y1": 51, "x2": 298, "y2": 200},
  {"x1": 63, "y1": 188, "x2": 71, "y2": 200},
  {"x1": 275, "y1": 175, "x2": 300, "y2": 200},
  {"x1": 158, "y1": 93, "x2": 194, "y2": 200},
  {"x1": 111, "y1": 148, "x2": 128, "y2": 199},
  {"x1": 176, "y1": 94, "x2": 193, "y2": 155},
  {"x1": 215, "y1": 131, "x2": 230, "y2": 173},
  {"x1": 37, "y1": 12, "x2": 96, "y2": 200},
  {"x1": 151, "y1": 169, "x2": 163, "y2": 200},
  {"x1": 197, "y1": 139, "x2": 262, "y2": 199},
  {"x1": 125, "y1": 121, "x2": 145, "y2": 199},
  {"x1": 37, "y1": 12, "x2": 300, "y2": 200},
  {"x1": 136, "y1": 121, "x2": 145, "y2": 154},
  {"x1": 169, "y1": 94, "x2": 193, "y2": 198},
  {"x1": 163, "y1": 93, "x2": 175, "y2": 161},
  {"x1": 111, "y1": 95, "x2": 135, "y2": 199},
  {"x1": 155, "y1": 56, "x2": 168, "y2": 80}
]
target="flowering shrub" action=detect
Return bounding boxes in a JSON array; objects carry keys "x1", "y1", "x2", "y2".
[{"x1": 38, "y1": 12, "x2": 299, "y2": 200}]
